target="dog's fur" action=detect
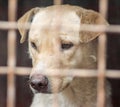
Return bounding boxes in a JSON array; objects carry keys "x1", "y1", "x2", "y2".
[{"x1": 18, "y1": 5, "x2": 112, "y2": 107}]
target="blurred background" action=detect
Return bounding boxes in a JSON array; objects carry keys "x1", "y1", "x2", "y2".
[{"x1": 0, "y1": 0, "x2": 120, "y2": 107}]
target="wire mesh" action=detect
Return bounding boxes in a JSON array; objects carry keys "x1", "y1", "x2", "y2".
[
  {"x1": 7, "y1": 0, "x2": 17, "y2": 107},
  {"x1": 97, "y1": 0, "x2": 108, "y2": 107}
]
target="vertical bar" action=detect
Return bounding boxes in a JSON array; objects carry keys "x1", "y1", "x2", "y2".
[
  {"x1": 52, "y1": 1, "x2": 62, "y2": 107},
  {"x1": 97, "y1": 33, "x2": 107, "y2": 107},
  {"x1": 53, "y1": 0, "x2": 63, "y2": 5},
  {"x1": 99, "y1": 0, "x2": 108, "y2": 18},
  {"x1": 97, "y1": 0, "x2": 108, "y2": 107},
  {"x1": 7, "y1": 0, "x2": 17, "y2": 107}
]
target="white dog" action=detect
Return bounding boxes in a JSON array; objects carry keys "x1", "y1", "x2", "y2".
[{"x1": 18, "y1": 5, "x2": 112, "y2": 107}]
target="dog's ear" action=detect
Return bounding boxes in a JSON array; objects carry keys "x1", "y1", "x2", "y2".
[
  {"x1": 17, "y1": 7, "x2": 40, "y2": 43},
  {"x1": 77, "y1": 9, "x2": 108, "y2": 43}
]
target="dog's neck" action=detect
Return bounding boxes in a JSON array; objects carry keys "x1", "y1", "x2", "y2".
[{"x1": 31, "y1": 77, "x2": 97, "y2": 107}]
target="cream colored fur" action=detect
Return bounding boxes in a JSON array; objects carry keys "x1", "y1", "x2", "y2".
[{"x1": 18, "y1": 5, "x2": 112, "y2": 107}]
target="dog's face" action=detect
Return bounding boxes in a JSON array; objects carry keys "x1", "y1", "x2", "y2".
[{"x1": 18, "y1": 5, "x2": 108, "y2": 94}]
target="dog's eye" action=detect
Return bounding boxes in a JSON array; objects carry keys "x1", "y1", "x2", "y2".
[
  {"x1": 31, "y1": 42, "x2": 37, "y2": 50},
  {"x1": 61, "y1": 43, "x2": 74, "y2": 50}
]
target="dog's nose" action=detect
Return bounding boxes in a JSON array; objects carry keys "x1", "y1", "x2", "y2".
[{"x1": 30, "y1": 74, "x2": 48, "y2": 92}]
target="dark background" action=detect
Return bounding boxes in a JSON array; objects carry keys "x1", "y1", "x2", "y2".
[{"x1": 0, "y1": 0, "x2": 120, "y2": 107}]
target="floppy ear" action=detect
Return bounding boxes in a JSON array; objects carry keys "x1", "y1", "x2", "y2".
[
  {"x1": 17, "y1": 7, "x2": 40, "y2": 43},
  {"x1": 77, "y1": 9, "x2": 108, "y2": 43}
]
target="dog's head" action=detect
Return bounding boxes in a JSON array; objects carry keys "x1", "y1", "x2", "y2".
[{"x1": 18, "y1": 5, "x2": 108, "y2": 94}]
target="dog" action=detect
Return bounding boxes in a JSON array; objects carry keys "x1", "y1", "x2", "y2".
[{"x1": 18, "y1": 5, "x2": 112, "y2": 107}]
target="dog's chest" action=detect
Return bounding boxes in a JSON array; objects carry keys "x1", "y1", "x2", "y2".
[{"x1": 30, "y1": 93, "x2": 76, "y2": 107}]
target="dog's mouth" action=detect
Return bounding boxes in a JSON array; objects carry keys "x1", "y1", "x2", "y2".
[
  {"x1": 29, "y1": 76, "x2": 70, "y2": 94},
  {"x1": 31, "y1": 87, "x2": 52, "y2": 94},
  {"x1": 29, "y1": 82, "x2": 69, "y2": 94}
]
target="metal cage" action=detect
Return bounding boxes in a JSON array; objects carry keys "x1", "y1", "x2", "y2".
[{"x1": 0, "y1": 0, "x2": 120, "y2": 107}]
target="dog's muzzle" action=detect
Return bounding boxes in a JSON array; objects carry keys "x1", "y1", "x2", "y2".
[{"x1": 29, "y1": 74, "x2": 51, "y2": 93}]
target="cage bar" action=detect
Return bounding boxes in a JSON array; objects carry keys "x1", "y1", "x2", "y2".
[
  {"x1": 2, "y1": 21, "x2": 120, "y2": 33},
  {"x1": 0, "y1": 0, "x2": 119, "y2": 107},
  {"x1": 7, "y1": 0, "x2": 17, "y2": 107},
  {"x1": 53, "y1": 0, "x2": 63, "y2": 5},
  {"x1": 0, "y1": 67, "x2": 120, "y2": 78},
  {"x1": 97, "y1": 0, "x2": 108, "y2": 107},
  {"x1": 51, "y1": 1, "x2": 63, "y2": 107}
]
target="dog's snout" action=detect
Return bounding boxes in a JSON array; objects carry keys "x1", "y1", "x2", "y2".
[{"x1": 30, "y1": 74, "x2": 48, "y2": 93}]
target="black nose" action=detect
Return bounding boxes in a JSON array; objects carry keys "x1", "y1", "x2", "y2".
[{"x1": 30, "y1": 74, "x2": 48, "y2": 93}]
